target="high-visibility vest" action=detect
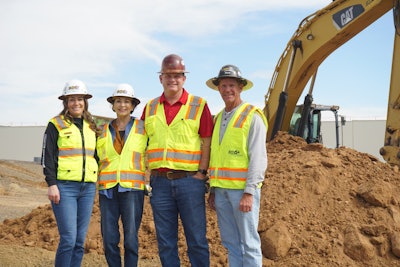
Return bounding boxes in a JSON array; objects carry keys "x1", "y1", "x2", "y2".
[
  {"x1": 144, "y1": 94, "x2": 205, "y2": 171},
  {"x1": 96, "y1": 119, "x2": 148, "y2": 190},
  {"x1": 50, "y1": 115, "x2": 98, "y2": 183},
  {"x1": 209, "y1": 104, "x2": 267, "y2": 189}
]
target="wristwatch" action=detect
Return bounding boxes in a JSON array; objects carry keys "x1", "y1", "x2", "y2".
[{"x1": 198, "y1": 169, "x2": 208, "y2": 175}]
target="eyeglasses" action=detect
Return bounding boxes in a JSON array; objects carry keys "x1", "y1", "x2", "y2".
[{"x1": 161, "y1": 73, "x2": 185, "y2": 80}]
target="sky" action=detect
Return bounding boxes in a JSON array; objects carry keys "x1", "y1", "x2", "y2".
[{"x1": 0, "y1": 0, "x2": 396, "y2": 126}]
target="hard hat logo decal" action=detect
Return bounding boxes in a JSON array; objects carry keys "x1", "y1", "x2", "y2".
[
  {"x1": 107, "y1": 83, "x2": 141, "y2": 105},
  {"x1": 116, "y1": 89, "x2": 128, "y2": 94}
]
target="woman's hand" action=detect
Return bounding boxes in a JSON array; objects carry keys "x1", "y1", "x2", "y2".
[{"x1": 47, "y1": 185, "x2": 60, "y2": 204}]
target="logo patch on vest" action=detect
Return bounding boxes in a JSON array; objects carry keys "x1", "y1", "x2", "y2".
[{"x1": 228, "y1": 149, "x2": 241, "y2": 156}]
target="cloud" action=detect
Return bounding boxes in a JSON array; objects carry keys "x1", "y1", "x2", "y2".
[{"x1": 0, "y1": 0, "x2": 336, "y2": 125}]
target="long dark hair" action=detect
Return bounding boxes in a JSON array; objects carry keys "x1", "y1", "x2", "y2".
[{"x1": 59, "y1": 98, "x2": 101, "y2": 136}]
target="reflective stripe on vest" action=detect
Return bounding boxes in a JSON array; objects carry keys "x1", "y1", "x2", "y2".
[
  {"x1": 58, "y1": 148, "x2": 95, "y2": 158},
  {"x1": 145, "y1": 94, "x2": 205, "y2": 170},
  {"x1": 52, "y1": 116, "x2": 69, "y2": 130},
  {"x1": 97, "y1": 119, "x2": 147, "y2": 190},
  {"x1": 233, "y1": 104, "x2": 254, "y2": 128},
  {"x1": 147, "y1": 95, "x2": 202, "y2": 120},
  {"x1": 148, "y1": 97, "x2": 160, "y2": 117},
  {"x1": 209, "y1": 167, "x2": 248, "y2": 182},
  {"x1": 97, "y1": 170, "x2": 146, "y2": 189}
]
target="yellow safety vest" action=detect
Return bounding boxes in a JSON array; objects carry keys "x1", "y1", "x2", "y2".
[
  {"x1": 96, "y1": 119, "x2": 148, "y2": 190},
  {"x1": 209, "y1": 104, "x2": 267, "y2": 189},
  {"x1": 50, "y1": 115, "x2": 98, "y2": 183},
  {"x1": 144, "y1": 94, "x2": 205, "y2": 171}
]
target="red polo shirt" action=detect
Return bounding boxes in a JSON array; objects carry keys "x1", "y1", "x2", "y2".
[{"x1": 140, "y1": 89, "x2": 213, "y2": 137}]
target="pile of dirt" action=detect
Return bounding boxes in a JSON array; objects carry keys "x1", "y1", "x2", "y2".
[{"x1": 1, "y1": 131, "x2": 400, "y2": 266}]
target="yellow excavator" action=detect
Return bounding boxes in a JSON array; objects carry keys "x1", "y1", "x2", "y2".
[{"x1": 264, "y1": 0, "x2": 400, "y2": 166}]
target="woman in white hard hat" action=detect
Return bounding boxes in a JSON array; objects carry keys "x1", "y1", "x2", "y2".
[
  {"x1": 41, "y1": 79, "x2": 99, "y2": 267},
  {"x1": 96, "y1": 84, "x2": 148, "y2": 267}
]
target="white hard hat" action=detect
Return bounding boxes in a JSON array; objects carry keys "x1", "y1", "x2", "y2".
[
  {"x1": 59, "y1": 79, "x2": 92, "y2": 100},
  {"x1": 107, "y1": 83, "x2": 140, "y2": 105}
]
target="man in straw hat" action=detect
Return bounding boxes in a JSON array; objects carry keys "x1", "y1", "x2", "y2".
[{"x1": 207, "y1": 65, "x2": 268, "y2": 267}]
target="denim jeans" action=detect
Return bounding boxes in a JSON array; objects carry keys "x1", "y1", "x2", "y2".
[
  {"x1": 214, "y1": 188, "x2": 262, "y2": 267},
  {"x1": 99, "y1": 187, "x2": 144, "y2": 267},
  {"x1": 150, "y1": 174, "x2": 210, "y2": 267},
  {"x1": 51, "y1": 180, "x2": 96, "y2": 267}
]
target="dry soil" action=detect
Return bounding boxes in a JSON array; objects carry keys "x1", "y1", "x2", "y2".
[{"x1": 1, "y1": 131, "x2": 400, "y2": 266}]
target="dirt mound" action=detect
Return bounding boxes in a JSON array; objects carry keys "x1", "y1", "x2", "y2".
[{"x1": 1, "y1": 132, "x2": 400, "y2": 266}]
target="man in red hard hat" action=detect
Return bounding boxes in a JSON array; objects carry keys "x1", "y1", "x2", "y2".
[{"x1": 141, "y1": 54, "x2": 213, "y2": 267}]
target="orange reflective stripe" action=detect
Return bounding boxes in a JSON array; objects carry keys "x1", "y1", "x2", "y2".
[
  {"x1": 209, "y1": 167, "x2": 248, "y2": 181},
  {"x1": 147, "y1": 148, "x2": 164, "y2": 163},
  {"x1": 131, "y1": 151, "x2": 144, "y2": 171},
  {"x1": 148, "y1": 98, "x2": 160, "y2": 116},
  {"x1": 52, "y1": 116, "x2": 69, "y2": 131},
  {"x1": 133, "y1": 120, "x2": 145, "y2": 134},
  {"x1": 185, "y1": 95, "x2": 202, "y2": 120},
  {"x1": 119, "y1": 170, "x2": 145, "y2": 177},
  {"x1": 165, "y1": 149, "x2": 201, "y2": 163},
  {"x1": 98, "y1": 172, "x2": 145, "y2": 186},
  {"x1": 98, "y1": 171, "x2": 118, "y2": 181},
  {"x1": 233, "y1": 104, "x2": 255, "y2": 128},
  {"x1": 148, "y1": 148, "x2": 201, "y2": 164},
  {"x1": 100, "y1": 124, "x2": 108, "y2": 138},
  {"x1": 209, "y1": 176, "x2": 247, "y2": 182}
]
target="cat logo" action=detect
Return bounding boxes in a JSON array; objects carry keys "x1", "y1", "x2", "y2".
[{"x1": 332, "y1": 4, "x2": 364, "y2": 30}]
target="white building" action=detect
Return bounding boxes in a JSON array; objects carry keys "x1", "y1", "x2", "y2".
[
  {"x1": 320, "y1": 119, "x2": 386, "y2": 161},
  {"x1": 0, "y1": 126, "x2": 46, "y2": 162}
]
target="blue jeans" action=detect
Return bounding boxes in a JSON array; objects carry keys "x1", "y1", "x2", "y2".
[
  {"x1": 51, "y1": 180, "x2": 96, "y2": 267},
  {"x1": 214, "y1": 188, "x2": 262, "y2": 267},
  {"x1": 99, "y1": 187, "x2": 144, "y2": 267},
  {"x1": 150, "y1": 174, "x2": 209, "y2": 267}
]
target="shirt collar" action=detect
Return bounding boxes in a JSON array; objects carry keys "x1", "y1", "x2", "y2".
[{"x1": 160, "y1": 89, "x2": 188, "y2": 105}]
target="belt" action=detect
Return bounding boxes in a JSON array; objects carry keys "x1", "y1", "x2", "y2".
[{"x1": 150, "y1": 170, "x2": 197, "y2": 180}]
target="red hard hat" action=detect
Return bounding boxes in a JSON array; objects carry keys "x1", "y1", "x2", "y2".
[{"x1": 159, "y1": 54, "x2": 188, "y2": 74}]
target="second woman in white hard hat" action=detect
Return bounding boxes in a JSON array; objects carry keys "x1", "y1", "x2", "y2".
[{"x1": 96, "y1": 83, "x2": 148, "y2": 267}]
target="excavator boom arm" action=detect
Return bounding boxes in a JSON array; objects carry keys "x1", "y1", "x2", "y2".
[
  {"x1": 264, "y1": 0, "x2": 392, "y2": 137},
  {"x1": 381, "y1": 32, "x2": 400, "y2": 165}
]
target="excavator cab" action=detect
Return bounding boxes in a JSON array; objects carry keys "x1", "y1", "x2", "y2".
[{"x1": 289, "y1": 104, "x2": 340, "y2": 147}]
